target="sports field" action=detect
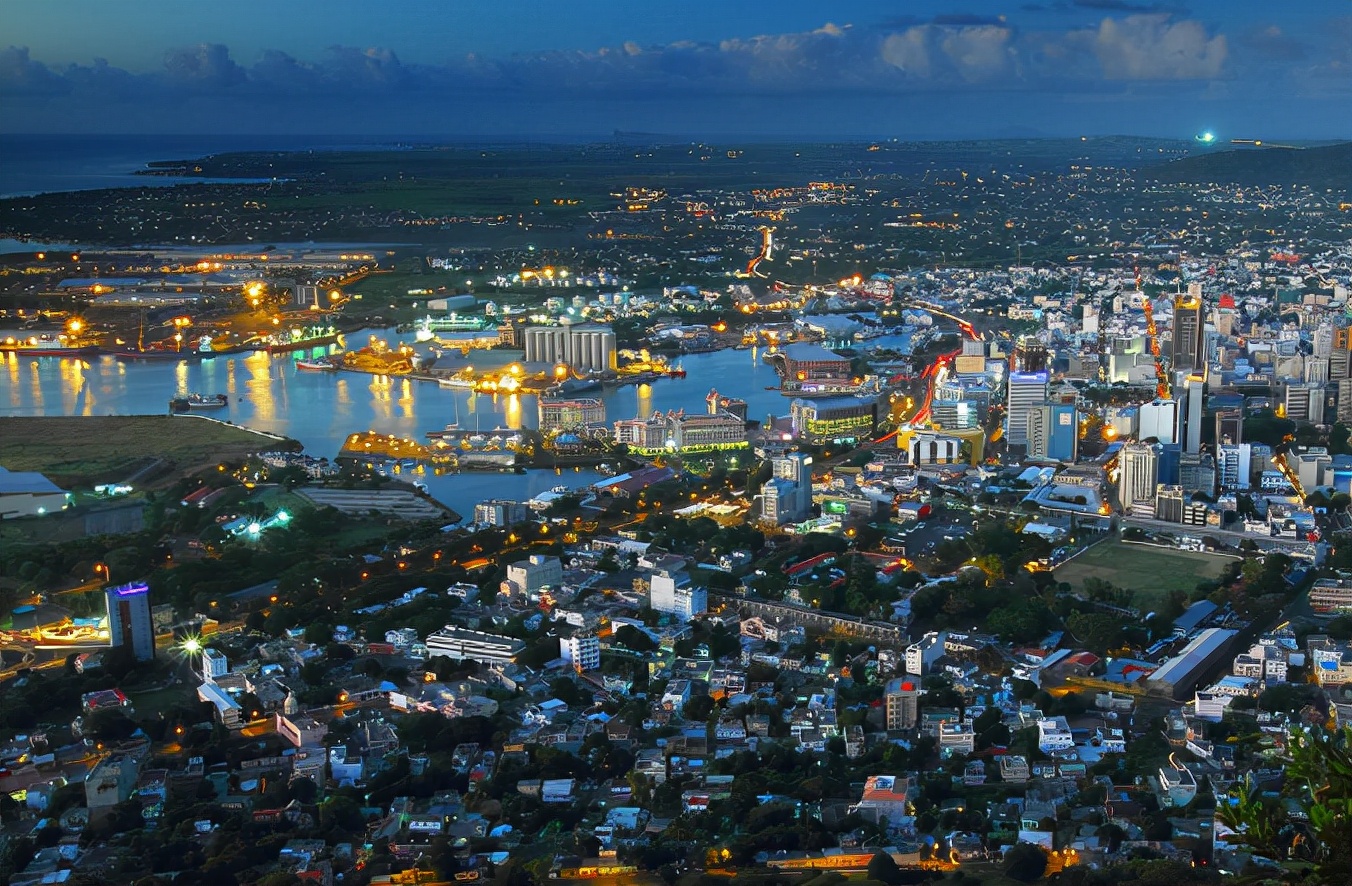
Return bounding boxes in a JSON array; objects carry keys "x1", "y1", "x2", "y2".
[{"x1": 1055, "y1": 539, "x2": 1233, "y2": 609}]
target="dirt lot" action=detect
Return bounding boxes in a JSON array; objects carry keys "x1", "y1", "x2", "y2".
[{"x1": 0, "y1": 415, "x2": 298, "y2": 488}]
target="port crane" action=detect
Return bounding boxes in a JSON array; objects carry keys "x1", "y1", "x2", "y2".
[
  {"x1": 1271, "y1": 434, "x2": 1307, "y2": 501},
  {"x1": 1137, "y1": 267, "x2": 1171, "y2": 399}
]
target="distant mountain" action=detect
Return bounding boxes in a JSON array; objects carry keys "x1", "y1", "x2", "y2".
[{"x1": 1148, "y1": 141, "x2": 1352, "y2": 189}]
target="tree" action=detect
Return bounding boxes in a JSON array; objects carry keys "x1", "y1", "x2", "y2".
[
  {"x1": 1004, "y1": 843, "x2": 1048, "y2": 882},
  {"x1": 867, "y1": 851, "x2": 904, "y2": 885}
]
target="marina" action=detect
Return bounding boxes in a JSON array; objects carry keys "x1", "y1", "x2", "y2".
[{"x1": 0, "y1": 334, "x2": 789, "y2": 517}]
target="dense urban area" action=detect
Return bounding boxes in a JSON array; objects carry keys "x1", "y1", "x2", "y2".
[{"x1": 2, "y1": 138, "x2": 1352, "y2": 886}]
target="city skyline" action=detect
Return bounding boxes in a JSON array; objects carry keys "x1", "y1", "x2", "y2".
[{"x1": 2, "y1": 0, "x2": 1350, "y2": 138}]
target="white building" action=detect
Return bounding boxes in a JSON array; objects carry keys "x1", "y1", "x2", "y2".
[
  {"x1": 1217, "y1": 444, "x2": 1252, "y2": 491},
  {"x1": 1036, "y1": 717, "x2": 1074, "y2": 753},
  {"x1": 503, "y1": 554, "x2": 563, "y2": 600},
  {"x1": 0, "y1": 467, "x2": 71, "y2": 519},
  {"x1": 559, "y1": 633, "x2": 601, "y2": 673},
  {"x1": 1118, "y1": 442, "x2": 1160, "y2": 509},
  {"x1": 1138, "y1": 399, "x2": 1179, "y2": 444},
  {"x1": 202, "y1": 648, "x2": 229, "y2": 682},
  {"x1": 905, "y1": 631, "x2": 947, "y2": 676},
  {"x1": 424, "y1": 627, "x2": 525, "y2": 664},
  {"x1": 1005, "y1": 370, "x2": 1049, "y2": 448},
  {"x1": 649, "y1": 569, "x2": 706, "y2": 622}
]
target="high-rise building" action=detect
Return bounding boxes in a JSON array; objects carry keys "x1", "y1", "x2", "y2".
[
  {"x1": 1155, "y1": 485, "x2": 1186, "y2": 523},
  {"x1": 105, "y1": 582, "x2": 154, "y2": 662},
  {"x1": 502, "y1": 554, "x2": 563, "y2": 600},
  {"x1": 1013, "y1": 338, "x2": 1049, "y2": 373},
  {"x1": 1171, "y1": 284, "x2": 1206, "y2": 374},
  {"x1": 770, "y1": 452, "x2": 813, "y2": 523},
  {"x1": 1138, "y1": 399, "x2": 1179, "y2": 444},
  {"x1": 1179, "y1": 452, "x2": 1217, "y2": 498},
  {"x1": 1004, "y1": 370, "x2": 1049, "y2": 448},
  {"x1": 1283, "y1": 382, "x2": 1325, "y2": 424},
  {"x1": 930, "y1": 399, "x2": 977, "y2": 431},
  {"x1": 1026, "y1": 403, "x2": 1078, "y2": 462},
  {"x1": 885, "y1": 679, "x2": 920, "y2": 731},
  {"x1": 1182, "y1": 374, "x2": 1206, "y2": 455},
  {"x1": 1117, "y1": 442, "x2": 1158, "y2": 512},
  {"x1": 1214, "y1": 407, "x2": 1243, "y2": 446},
  {"x1": 474, "y1": 500, "x2": 530, "y2": 527},
  {"x1": 1218, "y1": 444, "x2": 1252, "y2": 491}
]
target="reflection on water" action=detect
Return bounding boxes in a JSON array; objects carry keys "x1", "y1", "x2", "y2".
[
  {"x1": 636, "y1": 383, "x2": 652, "y2": 420},
  {"x1": 0, "y1": 339, "x2": 790, "y2": 516}
]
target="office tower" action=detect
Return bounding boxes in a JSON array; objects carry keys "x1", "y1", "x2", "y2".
[
  {"x1": 1005, "y1": 370, "x2": 1049, "y2": 448},
  {"x1": 1155, "y1": 485, "x2": 1186, "y2": 523},
  {"x1": 106, "y1": 582, "x2": 155, "y2": 662},
  {"x1": 1305, "y1": 359, "x2": 1330, "y2": 385},
  {"x1": 1171, "y1": 283, "x2": 1206, "y2": 374},
  {"x1": 1179, "y1": 452, "x2": 1217, "y2": 498},
  {"x1": 1215, "y1": 407, "x2": 1243, "y2": 446},
  {"x1": 1218, "y1": 444, "x2": 1252, "y2": 491},
  {"x1": 1283, "y1": 382, "x2": 1325, "y2": 424},
  {"x1": 1138, "y1": 399, "x2": 1179, "y2": 444},
  {"x1": 1182, "y1": 374, "x2": 1205, "y2": 455},
  {"x1": 1118, "y1": 442, "x2": 1160, "y2": 509},
  {"x1": 1332, "y1": 327, "x2": 1352, "y2": 381},
  {"x1": 1013, "y1": 338, "x2": 1049, "y2": 373},
  {"x1": 930, "y1": 399, "x2": 977, "y2": 431},
  {"x1": 885, "y1": 679, "x2": 920, "y2": 731},
  {"x1": 1027, "y1": 403, "x2": 1078, "y2": 462},
  {"x1": 771, "y1": 452, "x2": 813, "y2": 522}
]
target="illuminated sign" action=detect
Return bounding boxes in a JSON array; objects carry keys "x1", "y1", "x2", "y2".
[{"x1": 113, "y1": 582, "x2": 149, "y2": 598}]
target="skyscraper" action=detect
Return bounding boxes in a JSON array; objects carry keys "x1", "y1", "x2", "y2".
[
  {"x1": 105, "y1": 582, "x2": 155, "y2": 662},
  {"x1": 1005, "y1": 370, "x2": 1049, "y2": 449},
  {"x1": 771, "y1": 452, "x2": 813, "y2": 522},
  {"x1": 1171, "y1": 284, "x2": 1206, "y2": 375},
  {"x1": 1118, "y1": 442, "x2": 1160, "y2": 510},
  {"x1": 1214, "y1": 407, "x2": 1243, "y2": 446},
  {"x1": 1182, "y1": 374, "x2": 1205, "y2": 455}
]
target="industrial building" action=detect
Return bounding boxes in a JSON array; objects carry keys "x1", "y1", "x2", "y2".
[
  {"x1": 1147, "y1": 628, "x2": 1239, "y2": 699},
  {"x1": 424, "y1": 627, "x2": 525, "y2": 664},
  {"x1": 522, "y1": 323, "x2": 617, "y2": 372}
]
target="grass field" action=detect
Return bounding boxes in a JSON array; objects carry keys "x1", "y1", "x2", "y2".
[
  {"x1": 1055, "y1": 539, "x2": 1233, "y2": 608},
  {"x1": 0, "y1": 415, "x2": 297, "y2": 488}
]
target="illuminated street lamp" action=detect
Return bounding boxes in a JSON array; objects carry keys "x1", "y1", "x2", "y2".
[{"x1": 93, "y1": 562, "x2": 110, "y2": 584}]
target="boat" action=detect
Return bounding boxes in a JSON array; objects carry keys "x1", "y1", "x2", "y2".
[
  {"x1": 0, "y1": 335, "x2": 99, "y2": 357},
  {"x1": 170, "y1": 393, "x2": 229, "y2": 412},
  {"x1": 264, "y1": 325, "x2": 342, "y2": 353},
  {"x1": 295, "y1": 358, "x2": 337, "y2": 372},
  {"x1": 116, "y1": 348, "x2": 203, "y2": 362}
]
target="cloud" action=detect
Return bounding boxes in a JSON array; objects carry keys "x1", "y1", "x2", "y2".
[
  {"x1": 0, "y1": 45, "x2": 69, "y2": 95},
  {"x1": 1091, "y1": 14, "x2": 1226, "y2": 79},
  {"x1": 1235, "y1": 25, "x2": 1306, "y2": 62},
  {"x1": 162, "y1": 43, "x2": 246, "y2": 89},
  {"x1": 1073, "y1": 0, "x2": 1183, "y2": 12}
]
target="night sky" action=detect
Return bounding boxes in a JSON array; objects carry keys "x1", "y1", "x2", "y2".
[{"x1": 2, "y1": 0, "x2": 1349, "y2": 139}]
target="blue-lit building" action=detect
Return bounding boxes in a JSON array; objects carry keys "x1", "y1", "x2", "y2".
[
  {"x1": 105, "y1": 582, "x2": 155, "y2": 662},
  {"x1": 1026, "y1": 402, "x2": 1078, "y2": 463}
]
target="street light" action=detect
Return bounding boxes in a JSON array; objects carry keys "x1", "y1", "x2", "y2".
[{"x1": 93, "y1": 562, "x2": 110, "y2": 584}]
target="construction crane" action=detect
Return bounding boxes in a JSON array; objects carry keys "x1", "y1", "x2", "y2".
[
  {"x1": 1138, "y1": 266, "x2": 1171, "y2": 399},
  {"x1": 1271, "y1": 434, "x2": 1308, "y2": 501}
]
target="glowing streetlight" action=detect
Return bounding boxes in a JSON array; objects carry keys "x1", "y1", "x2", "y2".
[{"x1": 180, "y1": 637, "x2": 203, "y2": 655}]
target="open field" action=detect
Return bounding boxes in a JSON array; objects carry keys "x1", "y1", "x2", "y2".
[
  {"x1": 1055, "y1": 539, "x2": 1233, "y2": 609},
  {"x1": 0, "y1": 415, "x2": 297, "y2": 488}
]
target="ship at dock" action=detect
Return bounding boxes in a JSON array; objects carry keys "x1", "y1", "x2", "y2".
[
  {"x1": 169, "y1": 392, "x2": 229, "y2": 412},
  {"x1": 263, "y1": 324, "x2": 342, "y2": 353}
]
